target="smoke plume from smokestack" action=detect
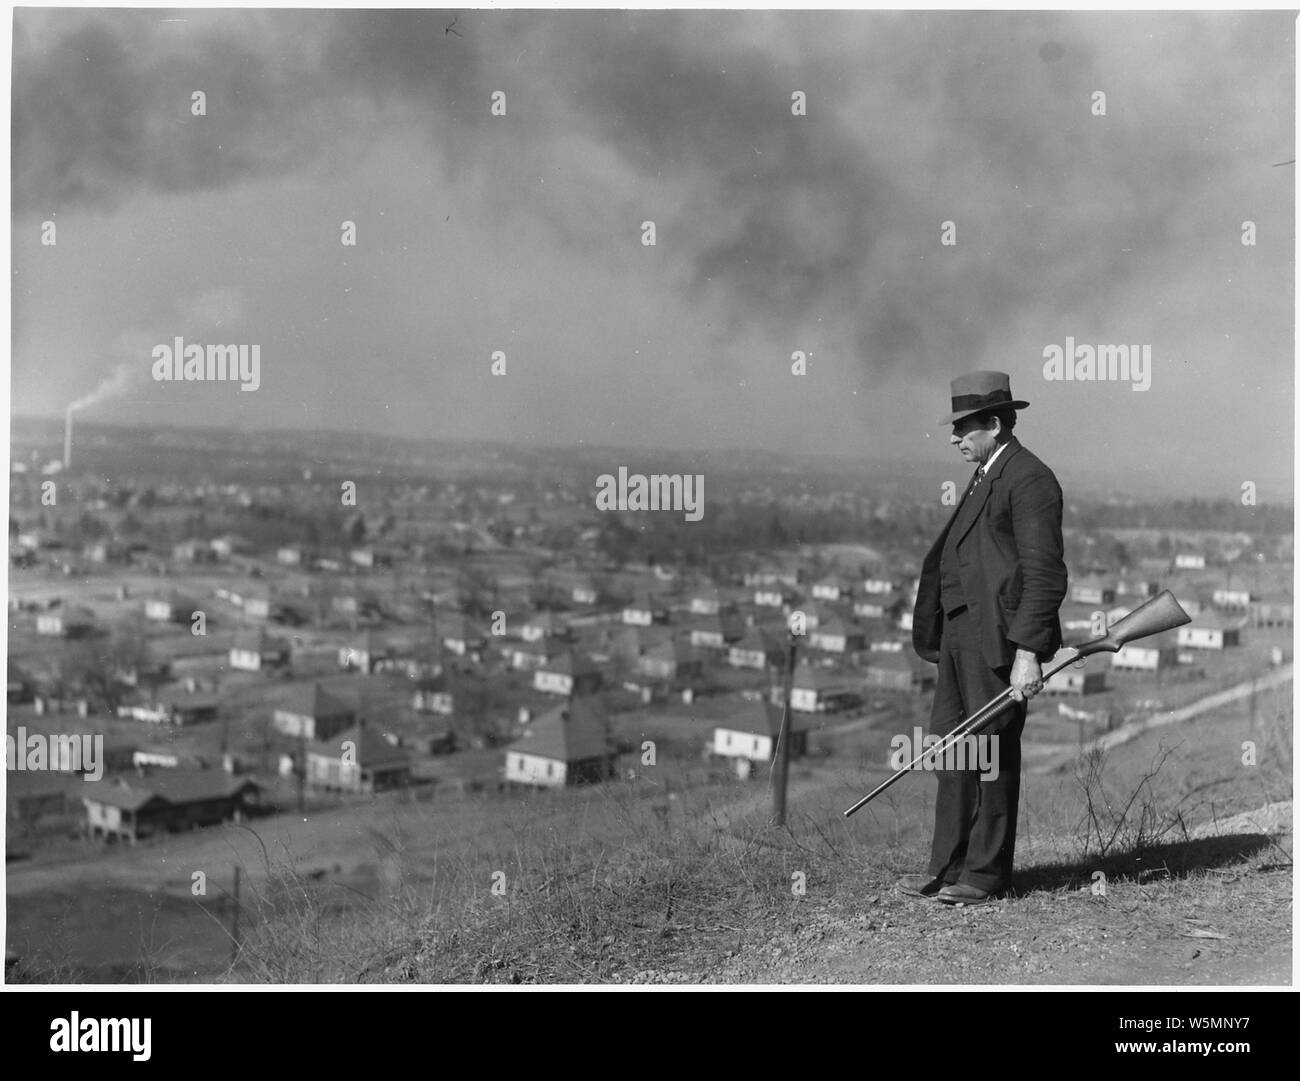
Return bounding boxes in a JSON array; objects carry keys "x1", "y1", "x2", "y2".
[{"x1": 64, "y1": 362, "x2": 136, "y2": 469}]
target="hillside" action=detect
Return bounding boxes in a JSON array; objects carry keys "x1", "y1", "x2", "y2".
[
  {"x1": 8, "y1": 686, "x2": 1290, "y2": 985},
  {"x1": 252, "y1": 692, "x2": 1292, "y2": 984}
]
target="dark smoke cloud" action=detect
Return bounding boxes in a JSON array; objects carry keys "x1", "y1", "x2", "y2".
[
  {"x1": 13, "y1": 9, "x2": 1292, "y2": 386},
  {"x1": 12, "y1": 9, "x2": 490, "y2": 210}
]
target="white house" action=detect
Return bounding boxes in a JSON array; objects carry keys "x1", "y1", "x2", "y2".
[
  {"x1": 533, "y1": 651, "x2": 602, "y2": 696},
  {"x1": 503, "y1": 699, "x2": 614, "y2": 788},
  {"x1": 144, "y1": 595, "x2": 196, "y2": 624},
  {"x1": 1174, "y1": 552, "x2": 1207, "y2": 570},
  {"x1": 273, "y1": 682, "x2": 355, "y2": 741},
  {"x1": 1043, "y1": 648, "x2": 1107, "y2": 695},
  {"x1": 1177, "y1": 611, "x2": 1241, "y2": 651},
  {"x1": 728, "y1": 630, "x2": 779, "y2": 670},
  {"x1": 854, "y1": 591, "x2": 901, "y2": 621},
  {"x1": 1212, "y1": 587, "x2": 1253, "y2": 609},
  {"x1": 688, "y1": 584, "x2": 724, "y2": 615},
  {"x1": 811, "y1": 576, "x2": 851, "y2": 602},
  {"x1": 808, "y1": 616, "x2": 866, "y2": 655},
  {"x1": 36, "y1": 607, "x2": 96, "y2": 638},
  {"x1": 412, "y1": 675, "x2": 454, "y2": 715},
  {"x1": 688, "y1": 610, "x2": 744, "y2": 650},
  {"x1": 504, "y1": 640, "x2": 552, "y2": 671},
  {"x1": 711, "y1": 702, "x2": 807, "y2": 780},
  {"x1": 230, "y1": 629, "x2": 290, "y2": 672},
  {"x1": 1070, "y1": 576, "x2": 1116, "y2": 606},
  {"x1": 1112, "y1": 630, "x2": 1181, "y2": 672},
  {"x1": 338, "y1": 630, "x2": 392, "y2": 673},
  {"x1": 780, "y1": 662, "x2": 859, "y2": 714},
  {"x1": 622, "y1": 593, "x2": 659, "y2": 626}
]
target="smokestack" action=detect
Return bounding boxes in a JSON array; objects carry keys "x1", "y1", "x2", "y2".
[{"x1": 63, "y1": 406, "x2": 74, "y2": 470}]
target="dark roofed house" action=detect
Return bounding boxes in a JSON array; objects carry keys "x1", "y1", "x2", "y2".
[
  {"x1": 273, "y1": 682, "x2": 356, "y2": 741},
  {"x1": 439, "y1": 614, "x2": 487, "y2": 658},
  {"x1": 1112, "y1": 629, "x2": 1181, "y2": 672},
  {"x1": 338, "y1": 629, "x2": 393, "y2": 673},
  {"x1": 533, "y1": 650, "x2": 603, "y2": 696},
  {"x1": 306, "y1": 722, "x2": 411, "y2": 794},
  {"x1": 1070, "y1": 575, "x2": 1117, "y2": 606},
  {"x1": 229, "y1": 628, "x2": 290, "y2": 672},
  {"x1": 36, "y1": 606, "x2": 97, "y2": 639},
  {"x1": 1043, "y1": 647, "x2": 1108, "y2": 695},
  {"x1": 82, "y1": 768, "x2": 262, "y2": 843},
  {"x1": 8, "y1": 770, "x2": 79, "y2": 828},
  {"x1": 809, "y1": 616, "x2": 867, "y2": 655},
  {"x1": 728, "y1": 629, "x2": 783, "y2": 670},
  {"x1": 1177, "y1": 610, "x2": 1242, "y2": 650},
  {"x1": 7, "y1": 659, "x2": 35, "y2": 704},
  {"x1": 1251, "y1": 592, "x2": 1293, "y2": 628},
  {"x1": 782, "y1": 661, "x2": 861, "y2": 714},
  {"x1": 864, "y1": 650, "x2": 935, "y2": 693},
  {"x1": 519, "y1": 610, "x2": 567, "y2": 643},
  {"x1": 811, "y1": 575, "x2": 852, "y2": 602},
  {"x1": 118, "y1": 686, "x2": 219, "y2": 726},
  {"x1": 504, "y1": 699, "x2": 615, "y2": 787},
  {"x1": 688, "y1": 609, "x2": 746, "y2": 650},
  {"x1": 637, "y1": 638, "x2": 703, "y2": 683},
  {"x1": 503, "y1": 637, "x2": 553, "y2": 671},
  {"x1": 688, "y1": 582, "x2": 725, "y2": 615},
  {"x1": 144, "y1": 593, "x2": 199, "y2": 624},
  {"x1": 412, "y1": 673, "x2": 454, "y2": 715},
  {"x1": 853, "y1": 591, "x2": 902, "y2": 621},
  {"x1": 711, "y1": 700, "x2": 809, "y2": 779},
  {"x1": 622, "y1": 591, "x2": 665, "y2": 627}
]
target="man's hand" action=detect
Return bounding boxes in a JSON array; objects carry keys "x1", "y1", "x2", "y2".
[{"x1": 1009, "y1": 649, "x2": 1042, "y2": 701}]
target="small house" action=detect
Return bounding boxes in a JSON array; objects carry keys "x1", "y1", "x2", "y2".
[
  {"x1": 36, "y1": 606, "x2": 97, "y2": 639},
  {"x1": 711, "y1": 701, "x2": 808, "y2": 780},
  {"x1": 808, "y1": 616, "x2": 867, "y2": 655},
  {"x1": 273, "y1": 682, "x2": 356, "y2": 741},
  {"x1": 811, "y1": 575, "x2": 852, "y2": 602},
  {"x1": 728, "y1": 629, "x2": 783, "y2": 671},
  {"x1": 229, "y1": 629, "x2": 290, "y2": 672},
  {"x1": 1042, "y1": 648, "x2": 1107, "y2": 695},
  {"x1": 863, "y1": 651, "x2": 935, "y2": 694},
  {"x1": 781, "y1": 661, "x2": 860, "y2": 714},
  {"x1": 503, "y1": 698, "x2": 615, "y2": 788},
  {"x1": 688, "y1": 610, "x2": 746, "y2": 650},
  {"x1": 1070, "y1": 576, "x2": 1116, "y2": 606},
  {"x1": 533, "y1": 651, "x2": 603, "y2": 696},
  {"x1": 636, "y1": 638, "x2": 703, "y2": 683},
  {"x1": 306, "y1": 722, "x2": 411, "y2": 794},
  {"x1": 1177, "y1": 611, "x2": 1241, "y2": 651},
  {"x1": 82, "y1": 769, "x2": 262, "y2": 843}
]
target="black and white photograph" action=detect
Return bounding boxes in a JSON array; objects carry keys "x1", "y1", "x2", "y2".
[{"x1": 4, "y1": 3, "x2": 1294, "y2": 999}]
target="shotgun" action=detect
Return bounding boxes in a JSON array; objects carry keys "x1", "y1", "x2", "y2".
[{"x1": 842, "y1": 590, "x2": 1191, "y2": 818}]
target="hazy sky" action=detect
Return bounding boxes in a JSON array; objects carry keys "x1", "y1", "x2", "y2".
[{"x1": 10, "y1": 9, "x2": 1295, "y2": 497}]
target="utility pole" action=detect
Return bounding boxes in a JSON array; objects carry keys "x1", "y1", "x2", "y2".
[
  {"x1": 230, "y1": 864, "x2": 242, "y2": 966},
  {"x1": 771, "y1": 633, "x2": 798, "y2": 826},
  {"x1": 296, "y1": 724, "x2": 306, "y2": 814}
]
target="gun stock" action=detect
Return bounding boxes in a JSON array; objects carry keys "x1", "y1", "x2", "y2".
[{"x1": 1074, "y1": 589, "x2": 1192, "y2": 659}]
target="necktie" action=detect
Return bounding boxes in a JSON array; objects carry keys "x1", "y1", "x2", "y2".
[{"x1": 968, "y1": 467, "x2": 984, "y2": 495}]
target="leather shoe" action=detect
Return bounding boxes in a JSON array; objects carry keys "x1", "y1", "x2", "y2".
[
  {"x1": 896, "y1": 874, "x2": 947, "y2": 898},
  {"x1": 937, "y1": 883, "x2": 996, "y2": 905}
]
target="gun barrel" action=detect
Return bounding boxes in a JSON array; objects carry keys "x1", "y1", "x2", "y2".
[{"x1": 842, "y1": 591, "x2": 1192, "y2": 818}]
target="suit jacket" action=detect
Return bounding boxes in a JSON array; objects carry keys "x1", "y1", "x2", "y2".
[{"x1": 912, "y1": 436, "x2": 1067, "y2": 670}]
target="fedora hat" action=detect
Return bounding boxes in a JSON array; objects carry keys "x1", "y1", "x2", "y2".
[{"x1": 939, "y1": 370, "x2": 1030, "y2": 425}]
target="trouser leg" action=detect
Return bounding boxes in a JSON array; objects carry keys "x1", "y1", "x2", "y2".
[{"x1": 926, "y1": 607, "x2": 1027, "y2": 892}]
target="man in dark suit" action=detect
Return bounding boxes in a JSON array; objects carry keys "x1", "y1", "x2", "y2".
[{"x1": 900, "y1": 371, "x2": 1067, "y2": 905}]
